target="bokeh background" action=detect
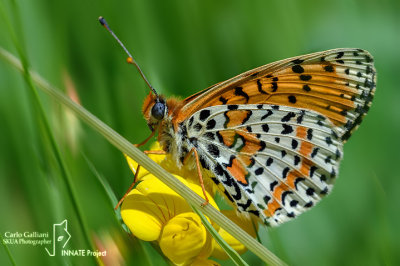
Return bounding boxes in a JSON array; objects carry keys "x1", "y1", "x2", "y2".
[{"x1": 0, "y1": 0, "x2": 399, "y2": 265}]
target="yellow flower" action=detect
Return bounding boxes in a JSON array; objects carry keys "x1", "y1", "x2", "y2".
[
  {"x1": 159, "y1": 212, "x2": 213, "y2": 265},
  {"x1": 121, "y1": 174, "x2": 218, "y2": 238},
  {"x1": 121, "y1": 142, "x2": 256, "y2": 264},
  {"x1": 121, "y1": 155, "x2": 219, "y2": 264},
  {"x1": 211, "y1": 210, "x2": 258, "y2": 260}
]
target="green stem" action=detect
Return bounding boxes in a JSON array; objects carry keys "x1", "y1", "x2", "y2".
[{"x1": 0, "y1": 47, "x2": 287, "y2": 266}]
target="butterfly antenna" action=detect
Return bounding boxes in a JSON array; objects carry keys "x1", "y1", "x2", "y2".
[{"x1": 98, "y1": 16, "x2": 158, "y2": 96}]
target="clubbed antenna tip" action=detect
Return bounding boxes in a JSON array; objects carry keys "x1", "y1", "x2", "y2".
[{"x1": 98, "y1": 16, "x2": 158, "y2": 96}]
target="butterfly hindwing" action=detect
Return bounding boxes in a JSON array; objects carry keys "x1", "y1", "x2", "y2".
[
  {"x1": 176, "y1": 48, "x2": 376, "y2": 142},
  {"x1": 185, "y1": 104, "x2": 343, "y2": 226}
]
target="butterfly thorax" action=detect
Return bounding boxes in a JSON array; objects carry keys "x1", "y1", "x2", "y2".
[{"x1": 142, "y1": 92, "x2": 193, "y2": 168}]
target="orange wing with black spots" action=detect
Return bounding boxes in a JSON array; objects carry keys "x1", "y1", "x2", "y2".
[
  {"x1": 185, "y1": 104, "x2": 344, "y2": 225},
  {"x1": 175, "y1": 48, "x2": 376, "y2": 142}
]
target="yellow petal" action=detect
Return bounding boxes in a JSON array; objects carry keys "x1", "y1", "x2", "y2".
[
  {"x1": 197, "y1": 229, "x2": 215, "y2": 260},
  {"x1": 159, "y1": 212, "x2": 207, "y2": 265},
  {"x1": 191, "y1": 257, "x2": 221, "y2": 266},
  {"x1": 211, "y1": 210, "x2": 257, "y2": 260},
  {"x1": 124, "y1": 153, "x2": 148, "y2": 180},
  {"x1": 121, "y1": 176, "x2": 191, "y2": 241},
  {"x1": 121, "y1": 174, "x2": 219, "y2": 242},
  {"x1": 120, "y1": 190, "x2": 163, "y2": 241}
]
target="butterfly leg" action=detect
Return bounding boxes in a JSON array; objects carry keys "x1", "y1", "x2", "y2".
[
  {"x1": 184, "y1": 148, "x2": 209, "y2": 207},
  {"x1": 134, "y1": 130, "x2": 156, "y2": 148},
  {"x1": 115, "y1": 150, "x2": 166, "y2": 210}
]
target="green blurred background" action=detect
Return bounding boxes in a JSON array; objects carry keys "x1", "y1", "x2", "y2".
[{"x1": 0, "y1": 0, "x2": 399, "y2": 265}]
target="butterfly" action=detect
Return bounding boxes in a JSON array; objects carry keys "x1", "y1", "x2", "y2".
[
  {"x1": 99, "y1": 17, "x2": 376, "y2": 226},
  {"x1": 141, "y1": 48, "x2": 376, "y2": 226}
]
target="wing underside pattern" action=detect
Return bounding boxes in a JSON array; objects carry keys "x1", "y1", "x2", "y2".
[{"x1": 185, "y1": 104, "x2": 343, "y2": 226}]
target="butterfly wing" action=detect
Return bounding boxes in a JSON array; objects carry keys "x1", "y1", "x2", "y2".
[
  {"x1": 176, "y1": 48, "x2": 376, "y2": 142},
  {"x1": 185, "y1": 104, "x2": 343, "y2": 226}
]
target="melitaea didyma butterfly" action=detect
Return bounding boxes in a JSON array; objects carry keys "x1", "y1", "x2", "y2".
[{"x1": 100, "y1": 17, "x2": 376, "y2": 226}]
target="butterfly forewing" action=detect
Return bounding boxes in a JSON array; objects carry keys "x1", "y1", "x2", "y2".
[
  {"x1": 185, "y1": 104, "x2": 343, "y2": 225},
  {"x1": 176, "y1": 48, "x2": 376, "y2": 142}
]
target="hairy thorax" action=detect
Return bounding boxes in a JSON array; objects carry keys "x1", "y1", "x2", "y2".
[
  {"x1": 156, "y1": 114, "x2": 218, "y2": 194},
  {"x1": 157, "y1": 115, "x2": 191, "y2": 169}
]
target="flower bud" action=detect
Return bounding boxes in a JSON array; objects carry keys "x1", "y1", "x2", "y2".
[{"x1": 159, "y1": 213, "x2": 207, "y2": 265}]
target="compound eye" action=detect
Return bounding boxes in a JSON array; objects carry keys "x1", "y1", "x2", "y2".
[{"x1": 151, "y1": 101, "x2": 166, "y2": 120}]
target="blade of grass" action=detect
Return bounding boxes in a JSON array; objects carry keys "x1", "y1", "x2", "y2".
[
  {"x1": 82, "y1": 154, "x2": 130, "y2": 233},
  {"x1": 0, "y1": 234, "x2": 17, "y2": 266},
  {"x1": 0, "y1": 2, "x2": 98, "y2": 262},
  {"x1": 191, "y1": 205, "x2": 249, "y2": 266},
  {"x1": 82, "y1": 154, "x2": 119, "y2": 209},
  {"x1": 0, "y1": 47, "x2": 287, "y2": 266}
]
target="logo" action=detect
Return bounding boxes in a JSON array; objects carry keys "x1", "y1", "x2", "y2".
[
  {"x1": 2, "y1": 219, "x2": 106, "y2": 257},
  {"x1": 45, "y1": 220, "x2": 71, "y2": 256}
]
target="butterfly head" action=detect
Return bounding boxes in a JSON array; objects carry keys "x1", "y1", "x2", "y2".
[{"x1": 142, "y1": 92, "x2": 168, "y2": 131}]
